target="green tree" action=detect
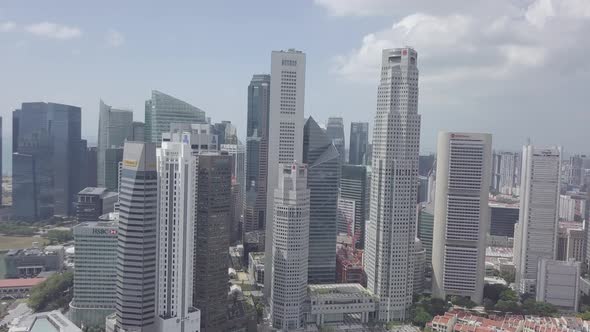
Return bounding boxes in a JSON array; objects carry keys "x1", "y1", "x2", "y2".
[
  {"x1": 500, "y1": 270, "x2": 515, "y2": 284},
  {"x1": 494, "y1": 300, "x2": 520, "y2": 313},
  {"x1": 28, "y1": 271, "x2": 74, "y2": 312},
  {"x1": 412, "y1": 307, "x2": 433, "y2": 327},
  {"x1": 499, "y1": 289, "x2": 518, "y2": 302},
  {"x1": 483, "y1": 284, "x2": 509, "y2": 303},
  {"x1": 46, "y1": 229, "x2": 73, "y2": 244},
  {"x1": 577, "y1": 311, "x2": 590, "y2": 320}
]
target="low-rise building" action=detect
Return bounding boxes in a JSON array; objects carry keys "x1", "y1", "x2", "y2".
[
  {"x1": 76, "y1": 187, "x2": 118, "y2": 221},
  {"x1": 557, "y1": 221, "x2": 585, "y2": 262},
  {"x1": 4, "y1": 247, "x2": 63, "y2": 278},
  {"x1": 307, "y1": 283, "x2": 376, "y2": 326},
  {"x1": 0, "y1": 277, "x2": 46, "y2": 299},
  {"x1": 248, "y1": 252, "x2": 264, "y2": 285},
  {"x1": 8, "y1": 310, "x2": 81, "y2": 332}
]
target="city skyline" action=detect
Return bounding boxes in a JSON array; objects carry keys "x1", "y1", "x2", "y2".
[{"x1": 1, "y1": 0, "x2": 589, "y2": 156}]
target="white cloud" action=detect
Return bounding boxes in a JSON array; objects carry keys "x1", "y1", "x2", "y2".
[
  {"x1": 0, "y1": 21, "x2": 16, "y2": 32},
  {"x1": 330, "y1": 0, "x2": 590, "y2": 83},
  {"x1": 105, "y1": 29, "x2": 125, "y2": 48},
  {"x1": 25, "y1": 22, "x2": 82, "y2": 40}
]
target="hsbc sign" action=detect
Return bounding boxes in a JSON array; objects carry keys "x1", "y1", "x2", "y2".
[{"x1": 92, "y1": 228, "x2": 117, "y2": 236}]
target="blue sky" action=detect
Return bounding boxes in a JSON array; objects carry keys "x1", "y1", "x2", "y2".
[{"x1": 1, "y1": 0, "x2": 589, "y2": 158}]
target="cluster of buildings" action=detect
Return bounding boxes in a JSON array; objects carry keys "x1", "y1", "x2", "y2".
[{"x1": 3, "y1": 44, "x2": 590, "y2": 332}]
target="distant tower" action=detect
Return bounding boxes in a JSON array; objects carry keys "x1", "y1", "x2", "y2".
[
  {"x1": 264, "y1": 49, "x2": 306, "y2": 297},
  {"x1": 513, "y1": 145, "x2": 561, "y2": 294},
  {"x1": 304, "y1": 117, "x2": 341, "y2": 284},
  {"x1": 431, "y1": 132, "x2": 492, "y2": 304},
  {"x1": 326, "y1": 117, "x2": 346, "y2": 164},
  {"x1": 339, "y1": 165, "x2": 368, "y2": 248},
  {"x1": 114, "y1": 142, "x2": 158, "y2": 332},
  {"x1": 349, "y1": 122, "x2": 369, "y2": 165},
  {"x1": 271, "y1": 163, "x2": 310, "y2": 330},
  {"x1": 364, "y1": 48, "x2": 420, "y2": 322},
  {"x1": 97, "y1": 100, "x2": 133, "y2": 190}
]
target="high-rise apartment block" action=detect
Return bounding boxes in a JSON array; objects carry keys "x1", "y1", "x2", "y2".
[
  {"x1": 349, "y1": 122, "x2": 369, "y2": 165},
  {"x1": 97, "y1": 100, "x2": 133, "y2": 190},
  {"x1": 13, "y1": 102, "x2": 82, "y2": 219},
  {"x1": 156, "y1": 135, "x2": 201, "y2": 332},
  {"x1": 70, "y1": 220, "x2": 118, "y2": 327},
  {"x1": 244, "y1": 74, "x2": 271, "y2": 234},
  {"x1": 513, "y1": 145, "x2": 561, "y2": 294},
  {"x1": 264, "y1": 49, "x2": 306, "y2": 297},
  {"x1": 364, "y1": 48, "x2": 420, "y2": 321},
  {"x1": 113, "y1": 142, "x2": 158, "y2": 332},
  {"x1": 326, "y1": 117, "x2": 346, "y2": 164},
  {"x1": 270, "y1": 163, "x2": 310, "y2": 330},
  {"x1": 431, "y1": 132, "x2": 492, "y2": 304},
  {"x1": 303, "y1": 117, "x2": 341, "y2": 284},
  {"x1": 144, "y1": 90, "x2": 206, "y2": 145}
]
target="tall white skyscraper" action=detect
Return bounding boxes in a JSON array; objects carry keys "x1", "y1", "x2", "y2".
[
  {"x1": 270, "y1": 163, "x2": 310, "y2": 330},
  {"x1": 364, "y1": 48, "x2": 420, "y2": 321},
  {"x1": 155, "y1": 134, "x2": 201, "y2": 332},
  {"x1": 513, "y1": 145, "x2": 561, "y2": 294},
  {"x1": 264, "y1": 49, "x2": 306, "y2": 297},
  {"x1": 431, "y1": 132, "x2": 492, "y2": 304}
]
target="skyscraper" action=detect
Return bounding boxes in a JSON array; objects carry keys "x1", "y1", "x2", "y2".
[
  {"x1": 97, "y1": 100, "x2": 133, "y2": 189},
  {"x1": 12, "y1": 102, "x2": 82, "y2": 218},
  {"x1": 221, "y1": 142, "x2": 246, "y2": 244},
  {"x1": 431, "y1": 132, "x2": 492, "y2": 304},
  {"x1": 513, "y1": 145, "x2": 561, "y2": 294},
  {"x1": 193, "y1": 153, "x2": 232, "y2": 331},
  {"x1": 144, "y1": 90, "x2": 206, "y2": 145},
  {"x1": 131, "y1": 121, "x2": 145, "y2": 141},
  {"x1": 114, "y1": 142, "x2": 158, "y2": 332},
  {"x1": 303, "y1": 116, "x2": 341, "y2": 284},
  {"x1": 339, "y1": 165, "x2": 368, "y2": 248},
  {"x1": 492, "y1": 151, "x2": 521, "y2": 196},
  {"x1": 349, "y1": 122, "x2": 369, "y2": 165},
  {"x1": 271, "y1": 163, "x2": 310, "y2": 330},
  {"x1": 364, "y1": 48, "x2": 420, "y2": 321},
  {"x1": 326, "y1": 117, "x2": 346, "y2": 164},
  {"x1": 264, "y1": 49, "x2": 306, "y2": 297},
  {"x1": 155, "y1": 134, "x2": 201, "y2": 332},
  {"x1": 244, "y1": 74, "x2": 271, "y2": 235},
  {"x1": 70, "y1": 220, "x2": 118, "y2": 327}
]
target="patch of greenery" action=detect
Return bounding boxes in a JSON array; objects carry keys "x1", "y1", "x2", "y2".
[
  {"x1": 411, "y1": 296, "x2": 450, "y2": 327},
  {"x1": 0, "y1": 223, "x2": 37, "y2": 236},
  {"x1": 45, "y1": 229, "x2": 73, "y2": 244},
  {"x1": 28, "y1": 271, "x2": 73, "y2": 312}
]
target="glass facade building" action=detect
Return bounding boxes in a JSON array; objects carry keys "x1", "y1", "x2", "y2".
[
  {"x1": 12, "y1": 102, "x2": 82, "y2": 219},
  {"x1": 349, "y1": 122, "x2": 369, "y2": 165}
]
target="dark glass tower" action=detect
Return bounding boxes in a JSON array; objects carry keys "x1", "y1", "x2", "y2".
[
  {"x1": 340, "y1": 164, "x2": 369, "y2": 248},
  {"x1": 12, "y1": 102, "x2": 82, "y2": 219},
  {"x1": 303, "y1": 117, "x2": 341, "y2": 284},
  {"x1": 326, "y1": 117, "x2": 345, "y2": 165},
  {"x1": 349, "y1": 122, "x2": 369, "y2": 165},
  {"x1": 244, "y1": 74, "x2": 270, "y2": 233}
]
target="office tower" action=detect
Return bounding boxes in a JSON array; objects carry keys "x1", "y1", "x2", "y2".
[
  {"x1": 70, "y1": 220, "x2": 118, "y2": 327},
  {"x1": 418, "y1": 154, "x2": 436, "y2": 177},
  {"x1": 79, "y1": 141, "x2": 98, "y2": 189},
  {"x1": 349, "y1": 122, "x2": 369, "y2": 165},
  {"x1": 213, "y1": 121, "x2": 238, "y2": 145},
  {"x1": 556, "y1": 221, "x2": 585, "y2": 262},
  {"x1": 303, "y1": 117, "x2": 341, "y2": 284},
  {"x1": 12, "y1": 109, "x2": 20, "y2": 154},
  {"x1": 536, "y1": 258, "x2": 580, "y2": 312},
  {"x1": 264, "y1": 49, "x2": 306, "y2": 297},
  {"x1": 339, "y1": 165, "x2": 368, "y2": 248},
  {"x1": 271, "y1": 163, "x2": 310, "y2": 330},
  {"x1": 513, "y1": 145, "x2": 561, "y2": 294},
  {"x1": 76, "y1": 187, "x2": 118, "y2": 221},
  {"x1": 492, "y1": 151, "x2": 520, "y2": 195},
  {"x1": 12, "y1": 102, "x2": 82, "y2": 218},
  {"x1": 337, "y1": 198, "x2": 356, "y2": 235},
  {"x1": 326, "y1": 117, "x2": 345, "y2": 164},
  {"x1": 568, "y1": 155, "x2": 586, "y2": 187},
  {"x1": 193, "y1": 153, "x2": 232, "y2": 331},
  {"x1": 114, "y1": 142, "x2": 157, "y2": 332},
  {"x1": 0, "y1": 117, "x2": 2, "y2": 205},
  {"x1": 364, "y1": 48, "x2": 420, "y2": 321},
  {"x1": 489, "y1": 200, "x2": 520, "y2": 237},
  {"x1": 221, "y1": 142, "x2": 246, "y2": 244},
  {"x1": 417, "y1": 204, "x2": 434, "y2": 266},
  {"x1": 97, "y1": 100, "x2": 133, "y2": 189},
  {"x1": 156, "y1": 136, "x2": 201, "y2": 332},
  {"x1": 131, "y1": 121, "x2": 145, "y2": 141},
  {"x1": 144, "y1": 90, "x2": 206, "y2": 145},
  {"x1": 431, "y1": 132, "x2": 492, "y2": 304},
  {"x1": 244, "y1": 74, "x2": 271, "y2": 234}
]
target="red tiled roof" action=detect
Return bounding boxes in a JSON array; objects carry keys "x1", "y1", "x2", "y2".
[{"x1": 0, "y1": 278, "x2": 46, "y2": 288}]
